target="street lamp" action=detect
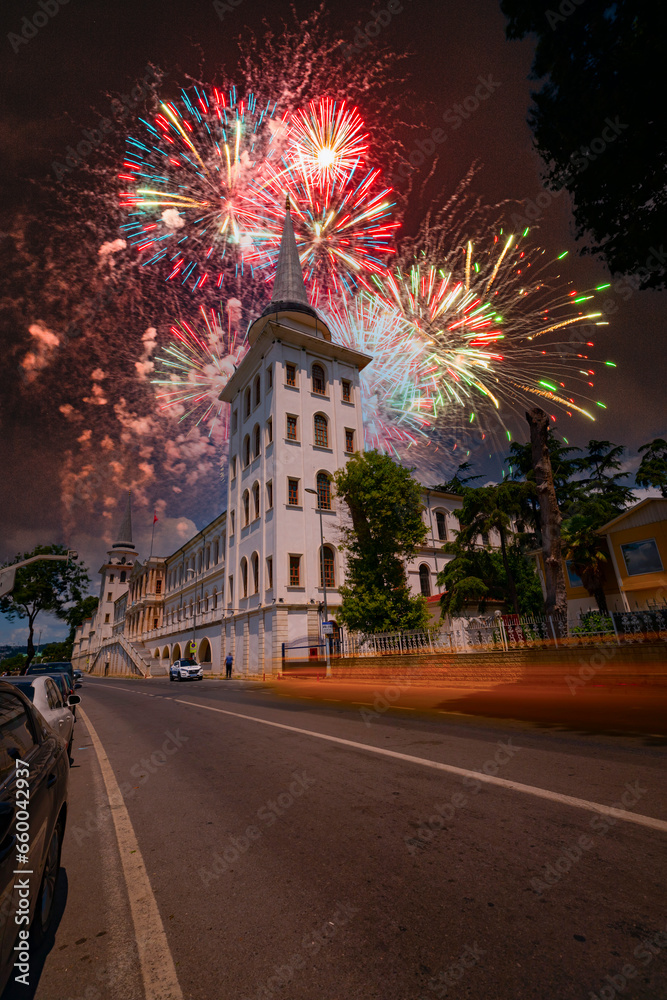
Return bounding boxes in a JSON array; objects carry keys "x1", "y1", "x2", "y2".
[{"x1": 305, "y1": 487, "x2": 331, "y2": 677}]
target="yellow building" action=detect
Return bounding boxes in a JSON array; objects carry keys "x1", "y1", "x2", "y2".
[{"x1": 598, "y1": 498, "x2": 667, "y2": 611}]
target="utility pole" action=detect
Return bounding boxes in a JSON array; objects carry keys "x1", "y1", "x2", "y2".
[{"x1": 305, "y1": 488, "x2": 331, "y2": 677}]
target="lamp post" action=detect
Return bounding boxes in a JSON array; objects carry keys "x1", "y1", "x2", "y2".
[{"x1": 305, "y1": 487, "x2": 331, "y2": 677}]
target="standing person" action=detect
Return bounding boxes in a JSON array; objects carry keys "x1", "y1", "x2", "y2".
[{"x1": 225, "y1": 652, "x2": 233, "y2": 678}]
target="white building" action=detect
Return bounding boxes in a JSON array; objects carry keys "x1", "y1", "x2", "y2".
[{"x1": 76, "y1": 207, "x2": 482, "y2": 676}]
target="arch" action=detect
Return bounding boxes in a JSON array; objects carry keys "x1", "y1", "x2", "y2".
[
  {"x1": 251, "y1": 551, "x2": 259, "y2": 594},
  {"x1": 161, "y1": 646, "x2": 170, "y2": 659},
  {"x1": 252, "y1": 481, "x2": 260, "y2": 520},
  {"x1": 419, "y1": 564, "x2": 431, "y2": 597},
  {"x1": 314, "y1": 413, "x2": 329, "y2": 448},
  {"x1": 253, "y1": 423, "x2": 261, "y2": 459},
  {"x1": 316, "y1": 470, "x2": 332, "y2": 510},
  {"x1": 253, "y1": 374, "x2": 261, "y2": 408},
  {"x1": 244, "y1": 386, "x2": 251, "y2": 418},
  {"x1": 172, "y1": 643, "x2": 182, "y2": 660},
  {"x1": 153, "y1": 647, "x2": 160, "y2": 658},
  {"x1": 242, "y1": 489, "x2": 250, "y2": 526},
  {"x1": 198, "y1": 637, "x2": 212, "y2": 664},
  {"x1": 241, "y1": 557, "x2": 248, "y2": 598},
  {"x1": 319, "y1": 544, "x2": 336, "y2": 588},
  {"x1": 120, "y1": 570, "x2": 127, "y2": 583},
  {"x1": 311, "y1": 363, "x2": 326, "y2": 395},
  {"x1": 243, "y1": 435, "x2": 250, "y2": 467}
]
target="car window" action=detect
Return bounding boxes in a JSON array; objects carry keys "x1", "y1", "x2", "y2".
[
  {"x1": 7, "y1": 682, "x2": 34, "y2": 703},
  {"x1": 46, "y1": 679, "x2": 62, "y2": 709},
  {"x1": 0, "y1": 693, "x2": 37, "y2": 780}
]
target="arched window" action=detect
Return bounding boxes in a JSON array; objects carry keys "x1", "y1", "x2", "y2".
[
  {"x1": 320, "y1": 545, "x2": 335, "y2": 588},
  {"x1": 419, "y1": 564, "x2": 431, "y2": 597},
  {"x1": 244, "y1": 387, "x2": 251, "y2": 418},
  {"x1": 212, "y1": 588, "x2": 217, "y2": 609},
  {"x1": 254, "y1": 374, "x2": 261, "y2": 407},
  {"x1": 253, "y1": 424, "x2": 261, "y2": 459},
  {"x1": 317, "y1": 471, "x2": 332, "y2": 510},
  {"x1": 243, "y1": 435, "x2": 250, "y2": 467},
  {"x1": 120, "y1": 571, "x2": 126, "y2": 583},
  {"x1": 251, "y1": 552, "x2": 259, "y2": 594},
  {"x1": 241, "y1": 558, "x2": 248, "y2": 598},
  {"x1": 436, "y1": 511, "x2": 447, "y2": 541},
  {"x1": 252, "y1": 481, "x2": 260, "y2": 520},
  {"x1": 314, "y1": 413, "x2": 329, "y2": 448},
  {"x1": 312, "y1": 363, "x2": 326, "y2": 395},
  {"x1": 243, "y1": 490, "x2": 250, "y2": 526}
]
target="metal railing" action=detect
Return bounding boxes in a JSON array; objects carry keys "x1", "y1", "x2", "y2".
[{"x1": 282, "y1": 607, "x2": 667, "y2": 659}]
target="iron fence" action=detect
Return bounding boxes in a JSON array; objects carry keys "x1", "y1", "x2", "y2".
[{"x1": 282, "y1": 606, "x2": 667, "y2": 659}]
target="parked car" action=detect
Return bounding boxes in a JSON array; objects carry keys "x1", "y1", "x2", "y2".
[
  {"x1": 73, "y1": 669, "x2": 83, "y2": 687},
  {"x1": 0, "y1": 681, "x2": 69, "y2": 993},
  {"x1": 43, "y1": 673, "x2": 78, "y2": 719},
  {"x1": 25, "y1": 661, "x2": 75, "y2": 693},
  {"x1": 169, "y1": 658, "x2": 203, "y2": 682},
  {"x1": 4, "y1": 677, "x2": 79, "y2": 761}
]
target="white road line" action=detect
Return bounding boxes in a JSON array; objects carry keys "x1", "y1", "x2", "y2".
[
  {"x1": 79, "y1": 708, "x2": 184, "y2": 1000},
  {"x1": 174, "y1": 699, "x2": 667, "y2": 835}
]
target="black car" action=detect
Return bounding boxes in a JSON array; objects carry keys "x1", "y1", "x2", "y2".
[
  {"x1": 25, "y1": 662, "x2": 74, "y2": 693},
  {"x1": 0, "y1": 681, "x2": 69, "y2": 993}
]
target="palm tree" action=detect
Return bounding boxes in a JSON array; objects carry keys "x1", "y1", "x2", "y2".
[
  {"x1": 637, "y1": 438, "x2": 667, "y2": 498},
  {"x1": 562, "y1": 521, "x2": 610, "y2": 615},
  {"x1": 456, "y1": 482, "x2": 534, "y2": 615}
]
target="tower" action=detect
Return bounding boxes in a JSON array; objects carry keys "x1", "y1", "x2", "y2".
[
  {"x1": 220, "y1": 202, "x2": 372, "y2": 673},
  {"x1": 96, "y1": 492, "x2": 138, "y2": 641}
]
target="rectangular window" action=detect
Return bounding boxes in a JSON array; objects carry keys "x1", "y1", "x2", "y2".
[
  {"x1": 153, "y1": 618, "x2": 158, "y2": 630},
  {"x1": 266, "y1": 556, "x2": 273, "y2": 590},
  {"x1": 285, "y1": 363, "x2": 296, "y2": 387},
  {"x1": 314, "y1": 415, "x2": 328, "y2": 448},
  {"x1": 267, "y1": 418, "x2": 273, "y2": 444},
  {"x1": 107, "y1": 592, "x2": 112, "y2": 602},
  {"x1": 109, "y1": 574, "x2": 115, "y2": 583},
  {"x1": 156, "y1": 580, "x2": 162, "y2": 594},
  {"x1": 232, "y1": 410, "x2": 238, "y2": 432},
  {"x1": 344, "y1": 428, "x2": 355, "y2": 453},
  {"x1": 104, "y1": 614, "x2": 110, "y2": 624},
  {"x1": 621, "y1": 538, "x2": 663, "y2": 576},
  {"x1": 342, "y1": 379, "x2": 351, "y2": 402},
  {"x1": 289, "y1": 555, "x2": 301, "y2": 587},
  {"x1": 228, "y1": 576, "x2": 234, "y2": 603},
  {"x1": 288, "y1": 478, "x2": 299, "y2": 506},
  {"x1": 267, "y1": 365, "x2": 273, "y2": 389},
  {"x1": 231, "y1": 456, "x2": 237, "y2": 479},
  {"x1": 286, "y1": 414, "x2": 298, "y2": 440},
  {"x1": 230, "y1": 511, "x2": 235, "y2": 535},
  {"x1": 565, "y1": 560, "x2": 584, "y2": 588},
  {"x1": 267, "y1": 481, "x2": 273, "y2": 509}
]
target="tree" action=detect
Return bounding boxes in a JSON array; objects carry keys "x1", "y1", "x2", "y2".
[
  {"x1": 432, "y1": 462, "x2": 482, "y2": 496},
  {"x1": 333, "y1": 451, "x2": 429, "y2": 634},
  {"x1": 636, "y1": 439, "x2": 667, "y2": 498},
  {"x1": 0, "y1": 653, "x2": 27, "y2": 675},
  {"x1": 501, "y1": 1, "x2": 666, "y2": 290},
  {"x1": 571, "y1": 439, "x2": 634, "y2": 525},
  {"x1": 453, "y1": 481, "x2": 535, "y2": 615},
  {"x1": 437, "y1": 544, "x2": 543, "y2": 617},
  {"x1": 562, "y1": 519, "x2": 610, "y2": 615},
  {"x1": 0, "y1": 545, "x2": 91, "y2": 670},
  {"x1": 507, "y1": 433, "x2": 583, "y2": 517},
  {"x1": 527, "y1": 407, "x2": 567, "y2": 617}
]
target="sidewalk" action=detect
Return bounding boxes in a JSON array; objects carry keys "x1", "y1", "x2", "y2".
[{"x1": 269, "y1": 675, "x2": 667, "y2": 736}]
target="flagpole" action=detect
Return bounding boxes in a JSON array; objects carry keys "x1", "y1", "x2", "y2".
[{"x1": 149, "y1": 512, "x2": 157, "y2": 560}]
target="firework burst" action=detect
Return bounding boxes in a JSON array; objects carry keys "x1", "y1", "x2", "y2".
[
  {"x1": 152, "y1": 304, "x2": 248, "y2": 437},
  {"x1": 119, "y1": 86, "x2": 286, "y2": 293}
]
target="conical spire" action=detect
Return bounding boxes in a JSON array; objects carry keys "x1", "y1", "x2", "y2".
[
  {"x1": 267, "y1": 196, "x2": 312, "y2": 311},
  {"x1": 113, "y1": 491, "x2": 133, "y2": 548}
]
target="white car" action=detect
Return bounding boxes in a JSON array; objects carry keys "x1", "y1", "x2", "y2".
[
  {"x1": 169, "y1": 658, "x2": 203, "y2": 682},
  {"x1": 6, "y1": 676, "x2": 80, "y2": 759}
]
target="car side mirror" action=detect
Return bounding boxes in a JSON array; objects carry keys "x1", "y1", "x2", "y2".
[{"x1": 68, "y1": 695, "x2": 81, "y2": 706}]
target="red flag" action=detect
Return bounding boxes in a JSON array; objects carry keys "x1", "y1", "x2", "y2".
[{"x1": 153, "y1": 512, "x2": 158, "y2": 524}]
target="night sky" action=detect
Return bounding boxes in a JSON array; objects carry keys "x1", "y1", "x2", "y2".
[{"x1": 1, "y1": 0, "x2": 664, "y2": 643}]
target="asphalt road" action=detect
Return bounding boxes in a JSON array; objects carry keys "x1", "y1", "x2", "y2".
[{"x1": 6, "y1": 676, "x2": 667, "y2": 1000}]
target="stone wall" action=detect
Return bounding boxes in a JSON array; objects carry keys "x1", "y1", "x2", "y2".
[{"x1": 282, "y1": 642, "x2": 667, "y2": 686}]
